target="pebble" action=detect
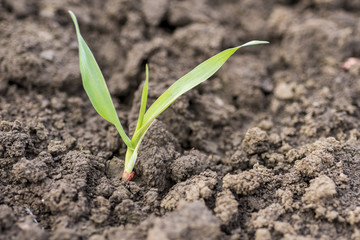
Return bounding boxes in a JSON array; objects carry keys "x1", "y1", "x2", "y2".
[{"x1": 274, "y1": 82, "x2": 294, "y2": 100}]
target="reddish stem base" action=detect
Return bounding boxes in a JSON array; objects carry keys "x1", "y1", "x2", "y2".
[{"x1": 122, "y1": 170, "x2": 135, "y2": 181}]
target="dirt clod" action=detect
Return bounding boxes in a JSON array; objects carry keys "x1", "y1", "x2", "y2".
[
  {"x1": 302, "y1": 175, "x2": 337, "y2": 207},
  {"x1": 12, "y1": 158, "x2": 48, "y2": 183},
  {"x1": 241, "y1": 127, "x2": 270, "y2": 155},
  {"x1": 148, "y1": 201, "x2": 222, "y2": 240},
  {"x1": 214, "y1": 190, "x2": 238, "y2": 225},
  {"x1": 170, "y1": 150, "x2": 211, "y2": 182},
  {"x1": 223, "y1": 164, "x2": 273, "y2": 195},
  {"x1": 161, "y1": 170, "x2": 218, "y2": 211}
]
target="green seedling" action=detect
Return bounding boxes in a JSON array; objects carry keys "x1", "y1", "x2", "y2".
[{"x1": 69, "y1": 10, "x2": 268, "y2": 180}]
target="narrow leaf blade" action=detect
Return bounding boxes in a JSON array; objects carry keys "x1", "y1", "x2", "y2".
[
  {"x1": 132, "y1": 41, "x2": 268, "y2": 143},
  {"x1": 134, "y1": 64, "x2": 149, "y2": 134},
  {"x1": 125, "y1": 120, "x2": 154, "y2": 174},
  {"x1": 69, "y1": 11, "x2": 133, "y2": 149}
]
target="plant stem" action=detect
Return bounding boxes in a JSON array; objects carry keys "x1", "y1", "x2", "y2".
[{"x1": 122, "y1": 147, "x2": 135, "y2": 180}]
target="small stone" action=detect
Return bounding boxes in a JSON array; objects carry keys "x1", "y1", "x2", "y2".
[
  {"x1": 257, "y1": 119, "x2": 274, "y2": 131},
  {"x1": 40, "y1": 50, "x2": 55, "y2": 61},
  {"x1": 274, "y1": 82, "x2": 294, "y2": 100},
  {"x1": 343, "y1": 57, "x2": 359, "y2": 70},
  {"x1": 255, "y1": 228, "x2": 271, "y2": 240}
]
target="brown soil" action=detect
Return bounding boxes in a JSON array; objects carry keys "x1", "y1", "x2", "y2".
[{"x1": 1, "y1": 0, "x2": 360, "y2": 239}]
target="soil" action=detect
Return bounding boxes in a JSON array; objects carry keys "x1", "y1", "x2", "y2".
[{"x1": 1, "y1": 0, "x2": 360, "y2": 239}]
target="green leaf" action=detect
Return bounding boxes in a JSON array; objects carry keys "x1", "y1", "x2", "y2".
[
  {"x1": 131, "y1": 40, "x2": 269, "y2": 144},
  {"x1": 124, "y1": 65, "x2": 149, "y2": 172},
  {"x1": 134, "y1": 64, "x2": 149, "y2": 134},
  {"x1": 69, "y1": 11, "x2": 133, "y2": 149},
  {"x1": 124, "y1": 120, "x2": 154, "y2": 174}
]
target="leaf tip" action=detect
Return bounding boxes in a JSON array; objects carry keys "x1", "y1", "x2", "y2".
[
  {"x1": 68, "y1": 10, "x2": 81, "y2": 37},
  {"x1": 240, "y1": 40, "x2": 269, "y2": 48},
  {"x1": 68, "y1": 10, "x2": 76, "y2": 22},
  {"x1": 144, "y1": 64, "x2": 149, "y2": 86}
]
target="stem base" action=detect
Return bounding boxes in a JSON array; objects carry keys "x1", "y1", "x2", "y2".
[{"x1": 122, "y1": 170, "x2": 135, "y2": 181}]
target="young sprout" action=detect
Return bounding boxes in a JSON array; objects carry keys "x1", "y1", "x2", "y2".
[{"x1": 69, "y1": 10, "x2": 268, "y2": 180}]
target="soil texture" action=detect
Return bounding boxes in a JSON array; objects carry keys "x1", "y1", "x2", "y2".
[{"x1": 1, "y1": 0, "x2": 360, "y2": 239}]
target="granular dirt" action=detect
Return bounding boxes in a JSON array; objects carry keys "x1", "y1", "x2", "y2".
[{"x1": 1, "y1": 0, "x2": 360, "y2": 239}]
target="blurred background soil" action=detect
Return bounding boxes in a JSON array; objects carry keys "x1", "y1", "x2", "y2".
[{"x1": 1, "y1": 0, "x2": 360, "y2": 239}]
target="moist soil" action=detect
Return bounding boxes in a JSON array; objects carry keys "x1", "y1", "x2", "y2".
[{"x1": 1, "y1": 0, "x2": 360, "y2": 239}]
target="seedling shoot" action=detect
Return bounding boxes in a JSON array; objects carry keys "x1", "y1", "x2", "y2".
[{"x1": 69, "y1": 10, "x2": 268, "y2": 180}]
